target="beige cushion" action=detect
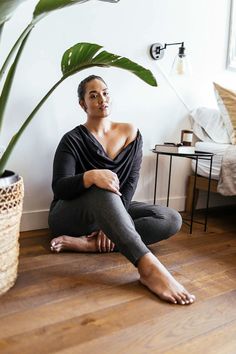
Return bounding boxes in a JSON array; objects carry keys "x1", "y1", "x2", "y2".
[{"x1": 213, "y1": 82, "x2": 236, "y2": 144}]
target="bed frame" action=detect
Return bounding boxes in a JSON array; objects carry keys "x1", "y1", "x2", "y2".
[{"x1": 185, "y1": 175, "x2": 218, "y2": 213}]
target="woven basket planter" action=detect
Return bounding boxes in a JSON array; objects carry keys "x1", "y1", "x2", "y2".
[{"x1": 0, "y1": 177, "x2": 24, "y2": 296}]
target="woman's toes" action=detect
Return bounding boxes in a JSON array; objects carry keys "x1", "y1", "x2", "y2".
[
  {"x1": 161, "y1": 292, "x2": 178, "y2": 304},
  {"x1": 162, "y1": 290, "x2": 195, "y2": 305},
  {"x1": 184, "y1": 293, "x2": 195, "y2": 304},
  {"x1": 51, "y1": 245, "x2": 58, "y2": 252},
  {"x1": 51, "y1": 238, "x2": 60, "y2": 247},
  {"x1": 162, "y1": 290, "x2": 184, "y2": 305},
  {"x1": 54, "y1": 245, "x2": 62, "y2": 253},
  {"x1": 50, "y1": 239, "x2": 63, "y2": 253},
  {"x1": 50, "y1": 237, "x2": 65, "y2": 252},
  {"x1": 180, "y1": 289, "x2": 196, "y2": 305},
  {"x1": 173, "y1": 293, "x2": 185, "y2": 305},
  {"x1": 169, "y1": 297, "x2": 178, "y2": 304},
  {"x1": 179, "y1": 299, "x2": 186, "y2": 305},
  {"x1": 180, "y1": 294, "x2": 188, "y2": 304},
  {"x1": 180, "y1": 294, "x2": 189, "y2": 304}
]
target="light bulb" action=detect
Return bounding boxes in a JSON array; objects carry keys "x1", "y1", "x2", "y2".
[{"x1": 171, "y1": 55, "x2": 191, "y2": 76}]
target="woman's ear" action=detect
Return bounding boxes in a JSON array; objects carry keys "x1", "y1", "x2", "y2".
[{"x1": 79, "y1": 99, "x2": 87, "y2": 112}]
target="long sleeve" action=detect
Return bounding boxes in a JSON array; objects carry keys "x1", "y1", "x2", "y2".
[
  {"x1": 52, "y1": 139, "x2": 86, "y2": 201},
  {"x1": 120, "y1": 135, "x2": 143, "y2": 210}
]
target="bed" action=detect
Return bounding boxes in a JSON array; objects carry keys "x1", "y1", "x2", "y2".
[{"x1": 185, "y1": 95, "x2": 236, "y2": 213}]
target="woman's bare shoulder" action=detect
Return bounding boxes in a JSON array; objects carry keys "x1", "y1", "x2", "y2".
[{"x1": 114, "y1": 122, "x2": 138, "y2": 142}]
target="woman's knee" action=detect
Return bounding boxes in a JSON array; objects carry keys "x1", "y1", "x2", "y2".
[
  {"x1": 166, "y1": 208, "x2": 182, "y2": 235},
  {"x1": 90, "y1": 185, "x2": 122, "y2": 206},
  {"x1": 147, "y1": 204, "x2": 182, "y2": 237}
]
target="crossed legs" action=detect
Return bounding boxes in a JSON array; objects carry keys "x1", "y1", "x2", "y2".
[{"x1": 48, "y1": 187, "x2": 195, "y2": 305}]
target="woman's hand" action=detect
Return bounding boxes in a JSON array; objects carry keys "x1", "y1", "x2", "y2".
[
  {"x1": 96, "y1": 230, "x2": 115, "y2": 252},
  {"x1": 87, "y1": 230, "x2": 115, "y2": 252},
  {"x1": 84, "y1": 169, "x2": 121, "y2": 196}
]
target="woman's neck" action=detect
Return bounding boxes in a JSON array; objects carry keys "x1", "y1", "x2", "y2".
[{"x1": 84, "y1": 117, "x2": 112, "y2": 137}]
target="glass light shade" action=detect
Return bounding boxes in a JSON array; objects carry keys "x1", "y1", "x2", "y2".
[{"x1": 170, "y1": 55, "x2": 191, "y2": 76}]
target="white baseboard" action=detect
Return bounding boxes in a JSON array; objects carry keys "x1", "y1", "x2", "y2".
[
  {"x1": 20, "y1": 209, "x2": 49, "y2": 232},
  {"x1": 20, "y1": 196, "x2": 186, "y2": 232}
]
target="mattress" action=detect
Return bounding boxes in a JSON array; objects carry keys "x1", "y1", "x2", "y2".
[{"x1": 191, "y1": 141, "x2": 231, "y2": 180}]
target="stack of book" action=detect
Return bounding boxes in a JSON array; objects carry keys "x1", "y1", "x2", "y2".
[{"x1": 154, "y1": 143, "x2": 195, "y2": 154}]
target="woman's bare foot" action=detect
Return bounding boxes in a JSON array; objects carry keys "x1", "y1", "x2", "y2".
[
  {"x1": 50, "y1": 232, "x2": 99, "y2": 253},
  {"x1": 138, "y1": 252, "x2": 196, "y2": 305}
]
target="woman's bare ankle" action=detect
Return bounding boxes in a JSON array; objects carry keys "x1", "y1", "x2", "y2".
[{"x1": 137, "y1": 252, "x2": 162, "y2": 277}]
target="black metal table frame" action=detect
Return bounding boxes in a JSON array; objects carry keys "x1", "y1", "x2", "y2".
[{"x1": 152, "y1": 150, "x2": 214, "y2": 234}]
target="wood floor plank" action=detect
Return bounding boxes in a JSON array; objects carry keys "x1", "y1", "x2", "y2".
[
  {"x1": 44, "y1": 290, "x2": 236, "y2": 354},
  {"x1": 0, "y1": 296, "x2": 178, "y2": 354},
  {"x1": 0, "y1": 282, "x2": 145, "y2": 339},
  {"x1": 20, "y1": 229, "x2": 50, "y2": 240},
  {"x1": 0, "y1": 264, "x2": 136, "y2": 317},
  {"x1": 152, "y1": 236, "x2": 236, "y2": 269},
  {"x1": 162, "y1": 319, "x2": 236, "y2": 354},
  {"x1": 18, "y1": 248, "x2": 128, "y2": 272}
]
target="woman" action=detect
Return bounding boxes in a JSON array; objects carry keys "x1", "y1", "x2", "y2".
[{"x1": 49, "y1": 75, "x2": 195, "y2": 305}]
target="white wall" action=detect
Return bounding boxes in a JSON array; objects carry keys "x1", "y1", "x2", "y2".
[{"x1": 1, "y1": 0, "x2": 236, "y2": 231}]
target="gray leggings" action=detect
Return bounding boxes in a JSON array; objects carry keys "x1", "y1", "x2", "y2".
[{"x1": 48, "y1": 186, "x2": 182, "y2": 266}]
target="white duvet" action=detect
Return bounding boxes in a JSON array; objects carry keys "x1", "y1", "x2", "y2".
[
  {"x1": 192, "y1": 141, "x2": 231, "y2": 180},
  {"x1": 189, "y1": 106, "x2": 236, "y2": 194}
]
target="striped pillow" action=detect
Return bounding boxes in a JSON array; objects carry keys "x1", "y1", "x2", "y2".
[{"x1": 213, "y1": 82, "x2": 236, "y2": 144}]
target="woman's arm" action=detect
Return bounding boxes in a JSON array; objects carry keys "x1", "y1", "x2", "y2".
[
  {"x1": 52, "y1": 136, "x2": 121, "y2": 200},
  {"x1": 52, "y1": 142, "x2": 86, "y2": 200}
]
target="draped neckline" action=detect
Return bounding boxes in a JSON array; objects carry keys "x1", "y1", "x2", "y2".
[{"x1": 79, "y1": 124, "x2": 140, "y2": 162}]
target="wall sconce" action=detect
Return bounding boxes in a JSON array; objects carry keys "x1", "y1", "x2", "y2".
[{"x1": 150, "y1": 42, "x2": 190, "y2": 75}]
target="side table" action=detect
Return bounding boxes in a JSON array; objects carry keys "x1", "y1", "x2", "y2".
[{"x1": 151, "y1": 149, "x2": 214, "y2": 234}]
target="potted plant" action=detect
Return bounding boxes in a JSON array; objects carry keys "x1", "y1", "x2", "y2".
[{"x1": 0, "y1": 0, "x2": 157, "y2": 295}]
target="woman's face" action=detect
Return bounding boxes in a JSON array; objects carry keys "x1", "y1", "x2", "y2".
[{"x1": 80, "y1": 79, "x2": 111, "y2": 118}]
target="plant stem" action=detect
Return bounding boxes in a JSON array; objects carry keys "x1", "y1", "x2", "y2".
[
  {"x1": 0, "y1": 76, "x2": 65, "y2": 175},
  {"x1": 0, "y1": 24, "x2": 4, "y2": 44},
  {"x1": 0, "y1": 31, "x2": 31, "y2": 133},
  {"x1": 0, "y1": 23, "x2": 34, "y2": 82}
]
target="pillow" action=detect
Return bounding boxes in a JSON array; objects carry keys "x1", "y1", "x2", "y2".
[
  {"x1": 213, "y1": 82, "x2": 236, "y2": 144},
  {"x1": 189, "y1": 107, "x2": 231, "y2": 144}
]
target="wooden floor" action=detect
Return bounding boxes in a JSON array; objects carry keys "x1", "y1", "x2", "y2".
[{"x1": 0, "y1": 207, "x2": 236, "y2": 354}]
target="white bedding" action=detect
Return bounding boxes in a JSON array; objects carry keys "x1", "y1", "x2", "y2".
[
  {"x1": 191, "y1": 141, "x2": 231, "y2": 180},
  {"x1": 217, "y1": 145, "x2": 236, "y2": 196}
]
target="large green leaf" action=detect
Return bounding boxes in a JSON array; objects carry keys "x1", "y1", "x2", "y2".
[
  {"x1": 62, "y1": 42, "x2": 158, "y2": 86},
  {"x1": 0, "y1": 0, "x2": 27, "y2": 25},
  {"x1": 33, "y1": 0, "x2": 119, "y2": 21}
]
